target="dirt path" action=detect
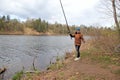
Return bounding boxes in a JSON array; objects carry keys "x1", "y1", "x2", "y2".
[
  {"x1": 64, "y1": 57, "x2": 119, "y2": 80},
  {"x1": 23, "y1": 54, "x2": 120, "y2": 80}
]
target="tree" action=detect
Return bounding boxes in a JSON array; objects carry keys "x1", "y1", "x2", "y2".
[
  {"x1": 7, "y1": 15, "x2": 10, "y2": 22},
  {"x1": 2, "y1": 16, "x2": 6, "y2": 21},
  {"x1": 112, "y1": 0, "x2": 120, "y2": 37},
  {"x1": 99, "y1": 0, "x2": 120, "y2": 37}
]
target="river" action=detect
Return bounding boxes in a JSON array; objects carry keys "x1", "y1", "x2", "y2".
[{"x1": 0, "y1": 35, "x2": 89, "y2": 79}]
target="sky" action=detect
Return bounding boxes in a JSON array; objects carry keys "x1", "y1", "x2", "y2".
[{"x1": 0, "y1": 0, "x2": 114, "y2": 27}]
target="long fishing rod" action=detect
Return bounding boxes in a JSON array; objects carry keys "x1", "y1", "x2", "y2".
[{"x1": 59, "y1": 0, "x2": 71, "y2": 34}]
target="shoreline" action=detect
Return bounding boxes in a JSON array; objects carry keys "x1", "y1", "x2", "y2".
[
  {"x1": 19, "y1": 41, "x2": 120, "y2": 80},
  {"x1": 0, "y1": 32, "x2": 68, "y2": 36}
]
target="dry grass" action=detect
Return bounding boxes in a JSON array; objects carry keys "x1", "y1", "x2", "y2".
[
  {"x1": 91, "y1": 34, "x2": 119, "y2": 54},
  {"x1": 23, "y1": 27, "x2": 40, "y2": 35}
]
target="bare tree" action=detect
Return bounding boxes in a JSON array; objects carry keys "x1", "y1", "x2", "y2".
[
  {"x1": 112, "y1": 0, "x2": 120, "y2": 37},
  {"x1": 99, "y1": 0, "x2": 120, "y2": 37}
]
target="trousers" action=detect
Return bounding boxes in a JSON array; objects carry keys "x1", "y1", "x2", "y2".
[{"x1": 75, "y1": 45, "x2": 80, "y2": 58}]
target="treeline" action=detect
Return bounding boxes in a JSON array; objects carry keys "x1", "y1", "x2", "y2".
[
  {"x1": 25, "y1": 19, "x2": 75, "y2": 34},
  {"x1": 0, "y1": 15, "x2": 76, "y2": 35},
  {"x1": 0, "y1": 15, "x2": 24, "y2": 32},
  {"x1": 80, "y1": 25, "x2": 117, "y2": 36},
  {"x1": 0, "y1": 15, "x2": 117, "y2": 35}
]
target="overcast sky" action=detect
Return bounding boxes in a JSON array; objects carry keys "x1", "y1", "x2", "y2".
[{"x1": 0, "y1": 0, "x2": 114, "y2": 27}]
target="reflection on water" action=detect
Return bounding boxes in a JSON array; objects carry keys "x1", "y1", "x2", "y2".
[{"x1": 0, "y1": 35, "x2": 89, "y2": 79}]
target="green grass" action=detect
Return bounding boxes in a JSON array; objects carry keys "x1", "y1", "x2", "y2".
[
  {"x1": 48, "y1": 61, "x2": 64, "y2": 70},
  {"x1": 80, "y1": 74, "x2": 96, "y2": 80},
  {"x1": 81, "y1": 51, "x2": 91, "y2": 58},
  {"x1": 81, "y1": 49, "x2": 112, "y2": 64},
  {"x1": 81, "y1": 49, "x2": 120, "y2": 66},
  {"x1": 83, "y1": 76, "x2": 95, "y2": 80},
  {"x1": 47, "y1": 56, "x2": 65, "y2": 70},
  {"x1": 24, "y1": 72, "x2": 33, "y2": 80},
  {"x1": 112, "y1": 69, "x2": 120, "y2": 75},
  {"x1": 12, "y1": 71, "x2": 23, "y2": 80},
  {"x1": 70, "y1": 76, "x2": 77, "y2": 80},
  {"x1": 59, "y1": 72, "x2": 64, "y2": 76},
  {"x1": 90, "y1": 54, "x2": 120, "y2": 66},
  {"x1": 91, "y1": 55, "x2": 111, "y2": 64}
]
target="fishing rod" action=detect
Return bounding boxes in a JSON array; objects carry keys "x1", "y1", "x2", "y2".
[{"x1": 59, "y1": 0, "x2": 71, "y2": 34}]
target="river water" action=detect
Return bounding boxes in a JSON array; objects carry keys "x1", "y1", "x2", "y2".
[{"x1": 0, "y1": 35, "x2": 89, "y2": 79}]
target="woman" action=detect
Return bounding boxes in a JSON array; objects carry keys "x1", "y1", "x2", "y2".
[{"x1": 70, "y1": 27, "x2": 85, "y2": 61}]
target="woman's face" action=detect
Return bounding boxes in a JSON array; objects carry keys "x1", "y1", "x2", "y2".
[{"x1": 76, "y1": 30, "x2": 80, "y2": 33}]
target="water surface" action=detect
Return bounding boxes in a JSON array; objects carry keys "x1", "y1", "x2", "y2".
[
  {"x1": 0, "y1": 35, "x2": 89, "y2": 79},
  {"x1": 0, "y1": 35, "x2": 74, "y2": 79}
]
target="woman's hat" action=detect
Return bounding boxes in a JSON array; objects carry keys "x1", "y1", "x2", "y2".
[{"x1": 76, "y1": 27, "x2": 80, "y2": 31}]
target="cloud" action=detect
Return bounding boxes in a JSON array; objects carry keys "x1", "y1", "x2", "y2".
[
  {"x1": 0, "y1": 0, "x2": 52, "y2": 18},
  {"x1": 0, "y1": 0, "x2": 113, "y2": 26}
]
